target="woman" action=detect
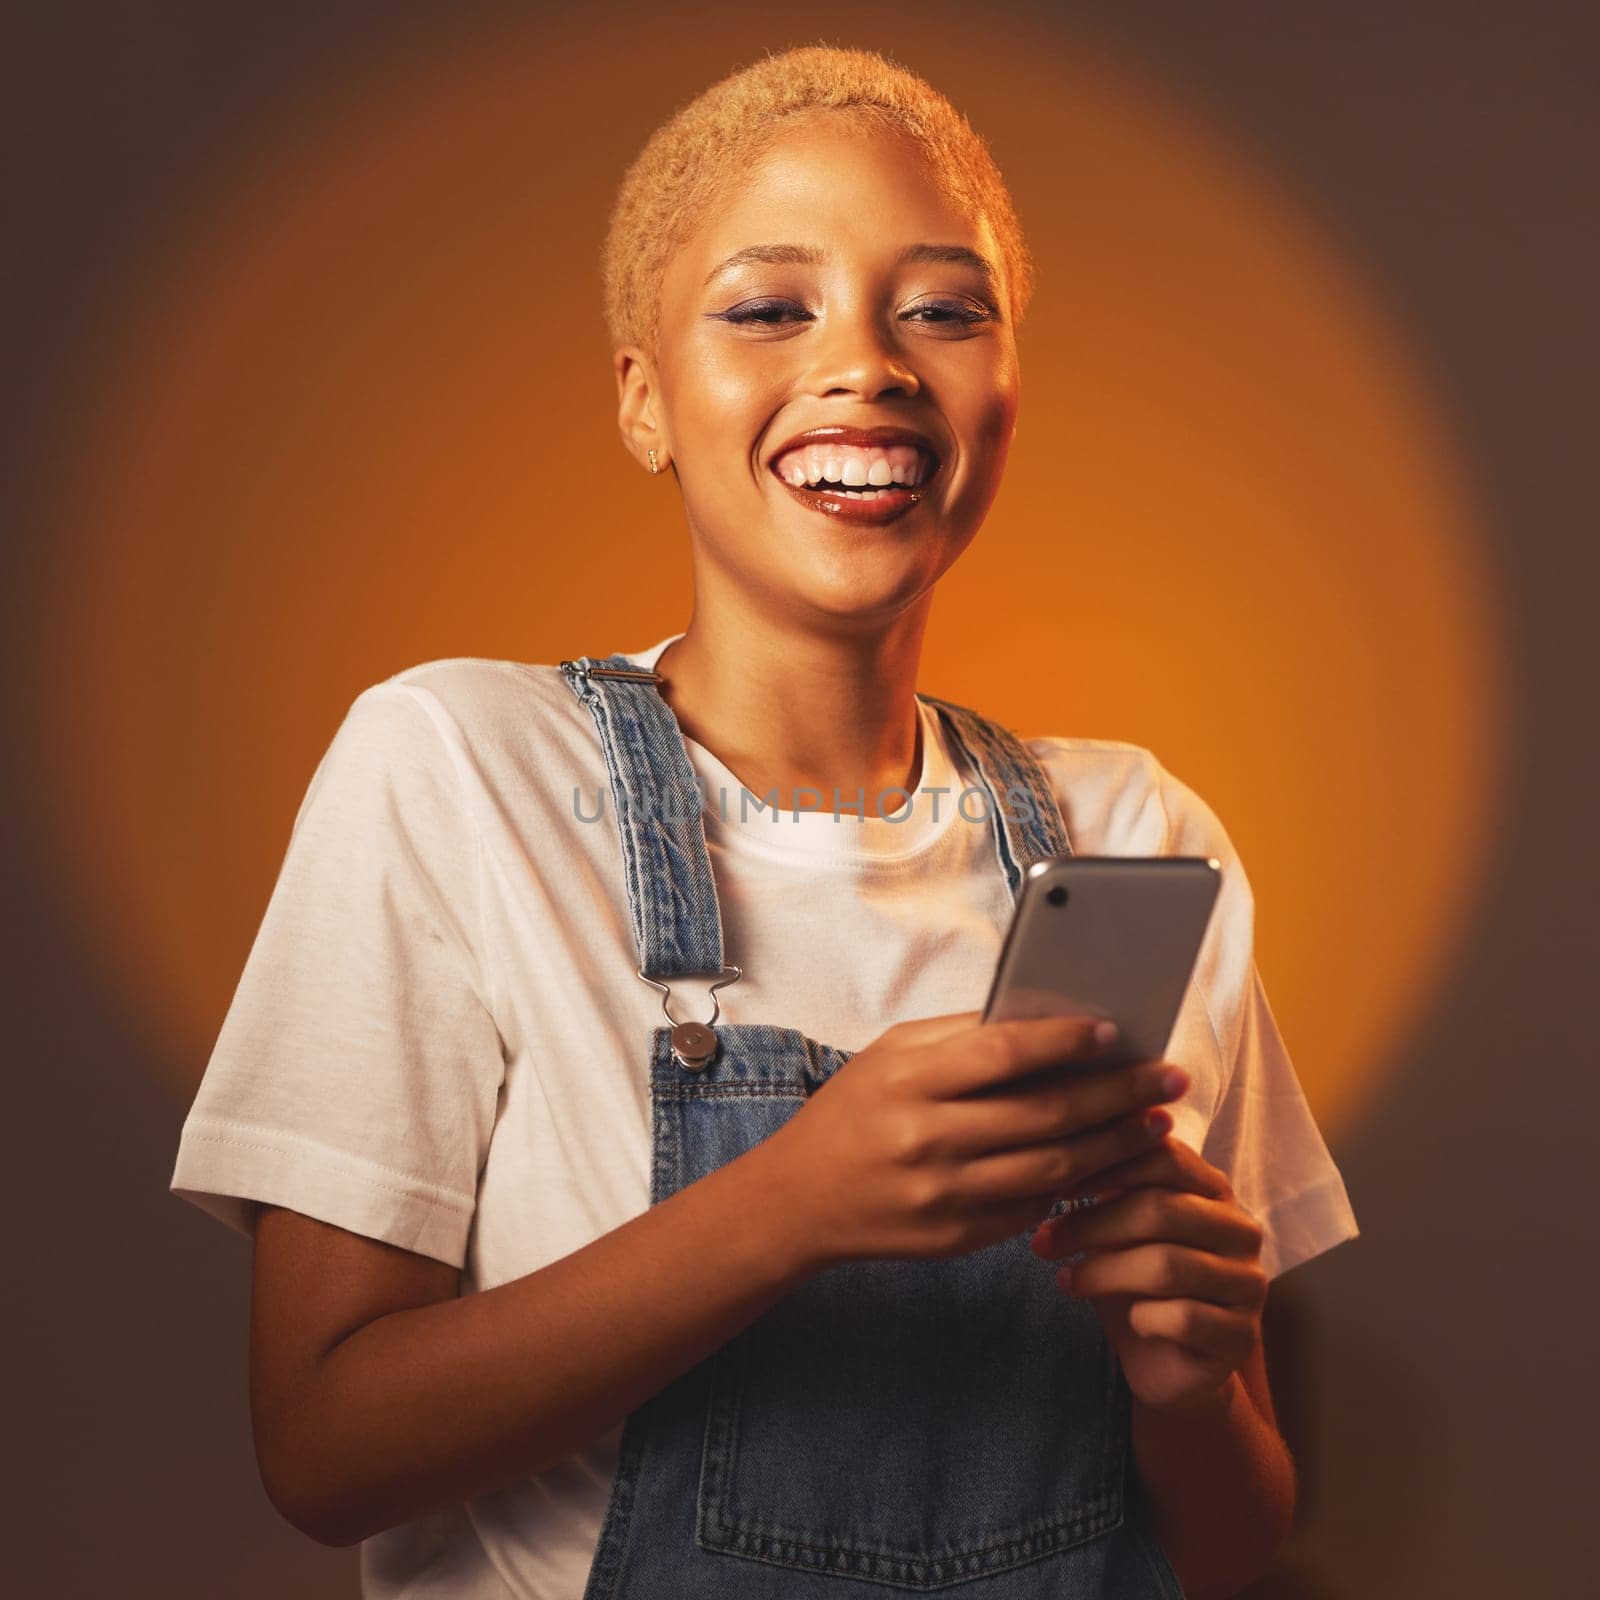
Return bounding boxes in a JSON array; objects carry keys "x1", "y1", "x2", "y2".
[{"x1": 171, "y1": 43, "x2": 1359, "y2": 1600}]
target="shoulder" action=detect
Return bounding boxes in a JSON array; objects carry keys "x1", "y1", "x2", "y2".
[
  {"x1": 1022, "y1": 734, "x2": 1238, "y2": 866},
  {"x1": 373, "y1": 655, "x2": 584, "y2": 732},
  {"x1": 301, "y1": 656, "x2": 594, "y2": 828},
  {"x1": 328, "y1": 656, "x2": 596, "y2": 771}
]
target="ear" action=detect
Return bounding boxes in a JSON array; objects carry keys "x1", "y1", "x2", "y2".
[{"x1": 614, "y1": 344, "x2": 668, "y2": 473}]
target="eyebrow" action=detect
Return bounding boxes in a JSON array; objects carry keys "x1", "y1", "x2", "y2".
[{"x1": 702, "y1": 242, "x2": 1000, "y2": 297}]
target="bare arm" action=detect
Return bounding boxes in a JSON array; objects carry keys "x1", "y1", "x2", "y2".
[
  {"x1": 250, "y1": 1140, "x2": 817, "y2": 1547},
  {"x1": 1132, "y1": 1336, "x2": 1297, "y2": 1598},
  {"x1": 251, "y1": 1013, "x2": 1180, "y2": 1548}
]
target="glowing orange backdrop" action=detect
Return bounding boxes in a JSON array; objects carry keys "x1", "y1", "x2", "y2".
[{"x1": 16, "y1": 3, "x2": 1504, "y2": 1135}]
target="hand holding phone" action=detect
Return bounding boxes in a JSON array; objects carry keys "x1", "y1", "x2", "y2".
[
  {"x1": 982, "y1": 856, "x2": 1222, "y2": 1072},
  {"x1": 756, "y1": 857, "x2": 1217, "y2": 1269},
  {"x1": 761, "y1": 1010, "x2": 1189, "y2": 1270}
]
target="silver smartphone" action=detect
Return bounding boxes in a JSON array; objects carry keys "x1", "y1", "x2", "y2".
[{"x1": 981, "y1": 856, "x2": 1223, "y2": 1070}]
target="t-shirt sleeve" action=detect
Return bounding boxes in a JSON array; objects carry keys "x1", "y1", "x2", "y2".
[
  {"x1": 1155, "y1": 759, "x2": 1361, "y2": 1281},
  {"x1": 169, "y1": 680, "x2": 507, "y2": 1269}
]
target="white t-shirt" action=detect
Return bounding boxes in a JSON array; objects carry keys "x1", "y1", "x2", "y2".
[{"x1": 171, "y1": 631, "x2": 1359, "y2": 1599}]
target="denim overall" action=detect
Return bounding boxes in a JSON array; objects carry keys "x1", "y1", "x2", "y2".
[{"x1": 558, "y1": 654, "x2": 1185, "y2": 1599}]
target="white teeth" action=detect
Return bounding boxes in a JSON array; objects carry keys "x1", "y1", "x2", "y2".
[{"x1": 772, "y1": 441, "x2": 933, "y2": 489}]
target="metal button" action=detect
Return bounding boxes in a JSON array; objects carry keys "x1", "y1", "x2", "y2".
[
  {"x1": 669, "y1": 1020, "x2": 718, "y2": 1071},
  {"x1": 638, "y1": 964, "x2": 742, "y2": 1074}
]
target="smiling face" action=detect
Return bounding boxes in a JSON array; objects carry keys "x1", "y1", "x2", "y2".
[{"x1": 618, "y1": 109, "x2": 1021, "y2": 635}]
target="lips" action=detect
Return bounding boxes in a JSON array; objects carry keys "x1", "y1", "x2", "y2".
[
  {"x1": 764, "y1": 423, "x2": 943, "y2": 477},
  {"x1": 764, "y1": 423, "x2": 942, "y2": 527},
  {"x1": 772, "y1": 478, "x2": 924, "y2": 525}
]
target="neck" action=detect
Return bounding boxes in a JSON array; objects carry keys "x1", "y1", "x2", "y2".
[{"x1": 653, "y1": 602, "x2": 930, "y2": 820}]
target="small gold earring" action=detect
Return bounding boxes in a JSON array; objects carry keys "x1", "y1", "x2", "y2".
[{"x1": 648, "y1": 448, "x2": 660, "y2": 475}]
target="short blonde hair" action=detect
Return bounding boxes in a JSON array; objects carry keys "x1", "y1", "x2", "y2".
[{"x1": 600, "y1": 43, "x2": 1036, "y2": 363}]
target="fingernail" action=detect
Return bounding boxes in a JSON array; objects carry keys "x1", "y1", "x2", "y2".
[
  {"x1": 1094, "y1": 1020, "x2": 1120, "y2": 1046},
  {"x1": 1159, "y1": 1067, "x2": 1189, "y2": 1097}
]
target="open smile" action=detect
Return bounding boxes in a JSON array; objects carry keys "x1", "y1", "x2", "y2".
[
  {"x1": 769, "y1": 467, "x2": 934, "y2": 525},
  {"x1": 765, "y1": 432, "x2": 943, "y2": 527}
]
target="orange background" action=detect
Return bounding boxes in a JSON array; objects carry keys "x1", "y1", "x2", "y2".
[
  {"x1": 5, "y1": 3, "x2": 1592, "y2": 1596},
  {"x1": 19, "y1": 8, "x2": 1500, "y2": 1136}
]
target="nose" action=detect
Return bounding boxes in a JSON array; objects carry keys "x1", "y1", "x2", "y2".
[{"x1": 805, "y1": 310, "x2": 922, "y2": 401}]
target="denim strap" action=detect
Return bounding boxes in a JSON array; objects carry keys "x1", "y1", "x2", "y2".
[
  {"x1": 559, "y1": 657, "x2": 1072, "y2": 976},
  {"x1": 559, "y1": 654, "x2": 725, "y2": 979},
  {"x1": 917, "y1": 692, "x2": 1074, "y2": 900}
]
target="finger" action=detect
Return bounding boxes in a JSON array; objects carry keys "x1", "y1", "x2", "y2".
[
  {"x1": 937, "y1": 1058, "x2": 1187, "y2": 1159},
  {"x1": 1030, "y1": 1187, "x2": 1263, "y2": 1263},
  {"x1": 1056, "y1": 1185, "x2": 1129, "y2": 1212},
  {"x1": 1021, "y1": 1185, "x2": 1132, "y2": 1240},
  {"x1": 1124, "y1": 1298, "x2": 1260, "y2": 1366},
  {"x1": 962, "y1": 1104, "x2": 1176, "y2": 1206},
  {"x1": 1058, "y1": 1241, "x2": 1268, "y2": 1310},
  {"x1": 1032, "y1": 1150, "x2": 1243, "y2": 1262},
  {"x1": 922, "y1": 1014, "x2": 1125, "y2": 1099},
  {"x1": 1058, "y1": 1134, "x2": 1231, "y2": 1204},
  {"x1": 880, "y1": 1010, "x2": 985, "y2": 1048},
  {"x1": 1034, "y1": 1143, "x2": 1205, "y2": 1245}
]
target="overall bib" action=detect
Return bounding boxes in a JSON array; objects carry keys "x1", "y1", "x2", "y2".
[{"x1": 559, "y1": 654, "x2": 1186, "y2": 1600}]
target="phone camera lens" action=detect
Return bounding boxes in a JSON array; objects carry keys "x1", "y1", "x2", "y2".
[{"x1": 1046, "y1": 886, "x2": 1068, "y2": 907}]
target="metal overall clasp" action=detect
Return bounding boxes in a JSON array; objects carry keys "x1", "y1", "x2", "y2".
[
  {"x1": 558, "y1": 660, "x2": 664, "y2": 689},
  {"x1": 637, "y1": 964, "x2": 743, "y2": 1071}
]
